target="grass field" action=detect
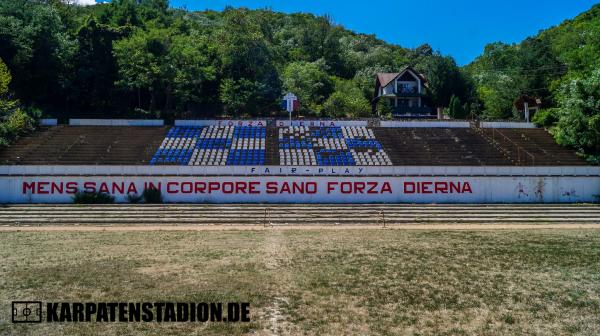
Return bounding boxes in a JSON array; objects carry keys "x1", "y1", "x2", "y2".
[{"x1": 1, "y1": 229, "x2": 600, "y2": 335}]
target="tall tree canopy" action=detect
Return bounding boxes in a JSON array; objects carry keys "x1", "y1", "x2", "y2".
[
  {"x1": 468, "y1": 4, "x2": 600, "y2": 161},
  {"x1": 552, "y1": 70, "x2": 600, "y2": 163},
  {"x1": 0, "y1": 0, "x2": 477, "y2": 119}
]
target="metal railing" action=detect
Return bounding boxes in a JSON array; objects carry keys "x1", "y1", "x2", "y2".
[{"x1": 474, "y1": 126, "x2": 535, "y2": 166}]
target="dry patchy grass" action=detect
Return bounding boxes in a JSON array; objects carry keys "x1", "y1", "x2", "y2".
[{"x1": 0, "y1": 229, "x2": 599, "y2": 335}]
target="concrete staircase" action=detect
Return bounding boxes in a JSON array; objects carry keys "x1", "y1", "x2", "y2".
[
  {"x1": 1, "y1": 204, "x2": 599, "y2": 226},
  {"x1": 0, "y1": 126, "x2": 169, "y2": 165},
  {"x1": 374, "y1": 127, "x2": 511, "y2": 166},
  {"x1": 265, "y1": 126, "x2": 280, "y2": 165}
]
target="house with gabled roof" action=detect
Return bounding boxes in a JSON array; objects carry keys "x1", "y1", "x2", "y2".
[{"x1": 373, "y1": 66, "x2": 434, "y2": 118}]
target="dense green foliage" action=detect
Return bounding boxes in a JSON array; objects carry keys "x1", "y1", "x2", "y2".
[
  {"x1": 447, "y1": 95, "x2": 468, "y2": 119},
  {"x1": 552, "y1": 70, "x2": 600, "y2": 163},
  {"x1": 0, "y1": 58, "x2": 36, "y2": 147},
  {"x1": 468, "y1": 4, "x2": 600, "y2": 161},
  {"x1": 0, "y1": 0, "x2": 473, "y2": 119}
]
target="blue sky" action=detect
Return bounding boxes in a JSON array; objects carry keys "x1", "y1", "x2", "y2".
[{"x1": 165, "y1": 0, "x2": 597, "y2": 65}]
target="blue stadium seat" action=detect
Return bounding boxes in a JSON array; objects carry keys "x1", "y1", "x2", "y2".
[
  {"x1": 277, "y1": 126, "x2": 390, "y2": 166},
  {"x1": 151, "y1": 125, "x2": 266, "y2": 166}
]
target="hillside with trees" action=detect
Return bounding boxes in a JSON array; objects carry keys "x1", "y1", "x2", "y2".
[
  {"x1": 467, "y1": 4, "x2": 600, "y2": 162},
  {"x1": 0, "y1": 0, "x2": 472, "y2": 120},
  {"x1": 0, "y1": 0, "x2": 599, "y2": 162}
]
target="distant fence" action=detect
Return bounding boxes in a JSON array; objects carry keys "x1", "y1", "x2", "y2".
[
  {"x1": 380, "y1": 121, "x2": 470, "y2": 128},
  {"x1": 276, "y1": 120, "x2": 368, "y2": 127},
  {"x1": 480, "y1": 122, "x2": 536, "y2": 129},
  {"x1": 46, "y1": 119, "x2": 540, "y2": 129},
  {"x1": 69, "y1": 119, "x2": 164, "y2": 126},
  {"x1": 175, "y1": 120, "x2": 266, "y2": 127},
  {"x1": 39, "y1": 119, "x2": 58, "y2": 126}
]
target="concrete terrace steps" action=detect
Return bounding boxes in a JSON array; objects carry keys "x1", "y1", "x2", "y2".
[
  {"x1": 0, "y1": 125, "x2": 588, "y2": 167},
  {"x1": 1, "y1": 204, "x2": 599, "y2": 226},
  {"x1": 0, "y1": 126, "x2": 169, "y2": 165}
]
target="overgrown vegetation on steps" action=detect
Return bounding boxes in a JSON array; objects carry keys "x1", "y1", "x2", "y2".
[{"x1": 73, "y1": 191, "x2": 115, "y2": 204}]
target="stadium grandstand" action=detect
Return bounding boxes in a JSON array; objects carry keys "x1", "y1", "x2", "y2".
[
  {"x1": 0, "y1": 121, "x2": 587, "y2": 166},
  {"x1": 1, "y1": 119, "x2": 598, "y2": 204}
]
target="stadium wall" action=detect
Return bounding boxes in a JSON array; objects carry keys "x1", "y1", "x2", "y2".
[
  {"x1": 380, "y1": 121, "x2": 470, "y2": 128},
  {"x1": 1, "y1": 166, "x2": 598, "y2": 204},
  {"x1": 174, "y1": 120, "x2": 267, "y2": 127},
  {"x1": 480, "y1": 122, "x2": 536, "y2": 128},
  {"x1": 40, "y1": 119, "x2": 58, "y2": 126},
  {"x1": 69, "y1": 119, "x2": 164, "y2": 126},
  {"x1": 275, "y1": 120, "x2": 368, "y2": 127}
]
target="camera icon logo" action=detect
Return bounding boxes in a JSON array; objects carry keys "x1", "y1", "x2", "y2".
[{"x1": 12, "y1": 301, "x2": 42, "y2": 323}]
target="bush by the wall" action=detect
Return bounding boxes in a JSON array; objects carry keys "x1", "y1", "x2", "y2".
[
  {"x1": 532, "y1": 108, "x2": 558, "y2": 128},
  {"x1": 142, "y1": 187, "x2": 163, "y2": 203},
  {"x1": 126, "y1": 193, "x2": 143, "y2": 203},
  {"x1": 73, "y1": 191, "x2": 115, "y2": 204}
]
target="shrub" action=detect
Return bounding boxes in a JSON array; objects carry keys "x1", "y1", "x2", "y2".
[
  {"x1": 376, "y1": 99, "x2": 393, "y2": 118},
  {"x1": 532, "y1": 108, "x2": 558, "y2": 127},
  {"x1": 448, "y1": 95, "x2": 468, "y2": 119},
  {"x1": 5, "y1": 108, "x2": 35, "y2": 134},
  {"x1": 126, "y1": 193, "x2": 143, "y2": 203},
  {"x1": 322, "y1": 90, "x2": 371, "y2": 118},
  {"x1": 73, "y1": 191, "x2": 115, "y2": 204},
  {"x1": 142, "y1": 187, "x2": 163, "y2": 203}
]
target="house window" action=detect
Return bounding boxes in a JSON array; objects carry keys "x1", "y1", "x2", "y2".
[
  {"x1": 397, "y1": 83, "x2": 417, "y2": 94},
  {"x1": 382, "y1": 84, "x2": 394, "y2": 95}
]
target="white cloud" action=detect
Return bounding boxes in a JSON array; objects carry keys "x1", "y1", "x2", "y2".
[{"x1": 64, "y1": 0, "x2": 97, "y2": 6}]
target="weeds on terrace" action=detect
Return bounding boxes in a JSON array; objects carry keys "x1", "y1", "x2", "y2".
[{"x1": 72, "y1": 191, "x2": 114, "y2": 204}]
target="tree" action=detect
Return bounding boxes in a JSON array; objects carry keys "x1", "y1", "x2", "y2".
[
  {"x1": 0, "y1": 0, "x2": 77, "y2": 111},
  {"x1": 407, "y1": 43, "x2": 433, "y2": 69},
  {"x1": 552, "y1": 70, "x2": 600, "y2": 163},
  {"x1": 282, "y1": 60, "x2": 333, "y2": 114},
  {"x1": 216, "y1": 8, "x2": 281, "y2": 114},
  {"x1": 321, "y1": 79, "x2": 370, "y2": 118},
  {"x1": 0, "y1": 58, "x2": 35, "y2": 147},
  {"x1": 169, "y1": 33, "x2": 218, "y2": 112},
  {"x1": 447, "y1": 95, "x2": 467, "y2": 119},
  {"x1": 113, "y1": 27, "x2": 217, "y2": 116},
  {"x1": 376, "y1": 98, "x2": 393, "y2": 118},
  {"x1": 219, "y1": 78, "x2": 258, "y2": 116},
  {"x1": 424, "y1": 55, "x2": 474, "y2": 110},
  {"x1": 71, "y1": 16, "x2": 123, "y2": 114},
  {"x1": 113, "y1": 28, "x2": 168, "y2": 114},
  {"x1": 1, "y1": 0, "x2": 497, "y2": 120},
  {"x1": 0, "y1": 58, "x2": 10, "y2": 98},
  {"x1": 467, "y1": 37, "x2": 566, "y2": 120},
  {"x1": 101, "y1": 0, "x2": 141, "y2": 27}
]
